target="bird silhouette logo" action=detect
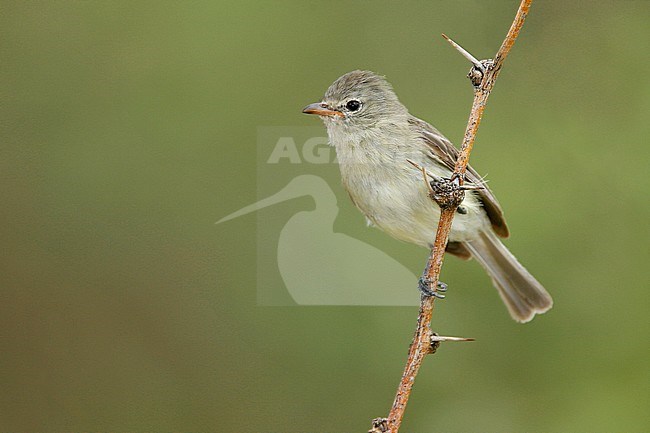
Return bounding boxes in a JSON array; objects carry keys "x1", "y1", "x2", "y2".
[{"x1": 217, "y1": 174, "x2": 418, "y2": 305}]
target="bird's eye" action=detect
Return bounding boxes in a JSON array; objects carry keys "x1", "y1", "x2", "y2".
[{"x1": 346, "y1": 100, "x2": 362, "y2": 112}]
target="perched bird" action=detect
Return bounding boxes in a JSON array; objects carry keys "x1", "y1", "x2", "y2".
[{"x1": 302, "y1": 70, "x2": 552, "y2": 322}]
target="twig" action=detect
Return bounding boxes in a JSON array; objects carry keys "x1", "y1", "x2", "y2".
[{"x1": 376, "y1": 1, "x2": 534, "y2": 432}]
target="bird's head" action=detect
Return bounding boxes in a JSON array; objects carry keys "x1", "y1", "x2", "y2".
[{"x1": 302, "y1": 70, "x2": 409, "y2": 132}]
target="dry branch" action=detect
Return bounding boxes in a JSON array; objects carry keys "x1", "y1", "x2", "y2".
[{"x1": 371, "y1": 1, "x2": 535, "y2": 432}]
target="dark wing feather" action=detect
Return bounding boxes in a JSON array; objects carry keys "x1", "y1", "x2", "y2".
[
  {"x1": 446, "y1": 241, "x2": 472, "y2": 260},
  {"x1": 408, "y1": 116, "x2": 510, "y2": 238}
]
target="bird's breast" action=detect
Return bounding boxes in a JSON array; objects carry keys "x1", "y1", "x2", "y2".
[{"x1": 338, "y1": 155, "x2": 489, "y2": 247}]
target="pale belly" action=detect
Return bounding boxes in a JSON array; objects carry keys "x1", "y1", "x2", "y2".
[{"x1": 341, "y1": 163, "x2": 490, "y2": 247}]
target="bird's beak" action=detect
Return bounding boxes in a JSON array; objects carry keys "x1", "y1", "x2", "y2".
[{"x1": 302, "y1": 102, "x2": 344, "y2": 118}]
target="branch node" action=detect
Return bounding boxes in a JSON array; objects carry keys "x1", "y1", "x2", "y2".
[
  {"x1": 368, "y1": 417, "x2": 389, "y2": 433},
  {"x1": 408, "y1": 159, "x2": 466, "y2": 210},
  {"x1": 468, "y1": 59, "x2": 493, "y2": 88},
  {"x1": 428, "y1": 176, "x2": 465, "y2": 210}
]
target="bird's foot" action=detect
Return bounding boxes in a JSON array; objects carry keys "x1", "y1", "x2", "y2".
[{"x1": 418, "y1": 277, "x2": 448, "y2": 299}]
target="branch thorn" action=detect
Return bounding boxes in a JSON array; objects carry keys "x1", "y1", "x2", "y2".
[
  {"x1": 430, "y1": 334, "x2": 475, "y2": 342},
  {"x1": 429, "y1": 333, "x2": 474, "y2": 355},
  {"x1": 406, "y1": 159, "x2": 436, "y2": 195},
  {"x1": 441, "y1": 33, "x2": 484, "y2": 72}
]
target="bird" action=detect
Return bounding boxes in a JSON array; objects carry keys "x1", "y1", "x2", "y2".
[
  {"x1": 302, "y1": 70, "x2": 552, "y2": 322},
  {"x1": 217, "y1": 174, "x2": 419, "y2": 306}
]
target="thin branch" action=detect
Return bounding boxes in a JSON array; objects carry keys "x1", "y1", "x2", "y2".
[{"x1": 378, "y1": 1, "x2": 534, "y2": 432}]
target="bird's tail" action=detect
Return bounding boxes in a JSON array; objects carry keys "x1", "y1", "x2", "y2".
[{"x1": 464, "y1": 230, "x2": 553, "y2": 323}]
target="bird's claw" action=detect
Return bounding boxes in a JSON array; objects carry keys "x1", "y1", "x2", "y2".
[{"x1": 418, "y1": 277, "x2": 448, "y2": 299}]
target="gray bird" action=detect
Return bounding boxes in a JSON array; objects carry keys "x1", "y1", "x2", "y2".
[{"x1": 302, "y1": 70, "x2": 552, "y2": 322}]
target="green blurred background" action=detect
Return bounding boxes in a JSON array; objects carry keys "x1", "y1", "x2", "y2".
[{"x1": 2, "y1": 1, "x2": 649, "y2": 432}]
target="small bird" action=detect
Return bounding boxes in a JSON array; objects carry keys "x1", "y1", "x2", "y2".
[{"x1": 302, "y1": 70, "x2": 552, "y2": 322}]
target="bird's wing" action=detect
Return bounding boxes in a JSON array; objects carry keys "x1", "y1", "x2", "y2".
[{"x1": 408, "y1": 115, "x2": 510, "y2": 238}]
